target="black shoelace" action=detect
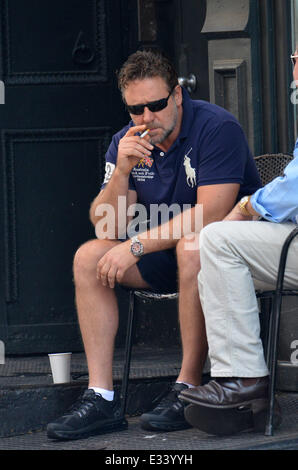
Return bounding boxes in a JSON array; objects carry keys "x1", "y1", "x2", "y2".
[
  {"x1": 62, "y1": 393, "x2": 99, "y2": 418},
  {"x1": 155, "y1": 388, "x2": 182, "y2": 410}
]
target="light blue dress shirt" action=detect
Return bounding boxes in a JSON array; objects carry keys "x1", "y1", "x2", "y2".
[{"x1": 250, "y1": 139, "x2": 298, "y2": 224}]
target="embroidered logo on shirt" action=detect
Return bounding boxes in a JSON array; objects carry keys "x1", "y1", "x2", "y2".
[
  {"x1": 183, "y1": 148, "x2": 196, "y2": 187},
  {"x1": 131, "y1": 165, "x2": 155, "y2": 182},
  {"x1": 137, "y1": 156, "x2": 154, "y2": 168},
  {"x1": 103, "y1": 162, "x2": 115, "y2": 184}
]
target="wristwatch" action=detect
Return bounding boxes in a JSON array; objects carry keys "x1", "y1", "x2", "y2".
[
  {"x1": 130, "y1": 236, "x2": 144, "y2": 257},
  {"x1": 238, "y1": 196, "x2": 252, "y2": 216}
]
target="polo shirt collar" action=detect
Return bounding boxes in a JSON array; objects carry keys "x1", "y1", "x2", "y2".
[{"x1": 178, "y1": 87, "x2": 194, "y2": 141}]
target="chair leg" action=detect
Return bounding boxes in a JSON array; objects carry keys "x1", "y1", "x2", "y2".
[
  {"x1": 265, "y1": 227, "x2": 298, "y2": 436},
  {"x1": 259, "y1": 296, "x2": 272, "y2": 364},
  {"x1": 265, "y1": 291, "x2": 283, "y2": 436},
  {"x1": 120, "y1": 290, "x2": 136, "y2": 418}
]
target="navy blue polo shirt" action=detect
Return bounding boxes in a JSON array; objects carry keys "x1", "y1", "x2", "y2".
[{"x1": 101, "y1": 88, "x2": 261, "y2": 214}]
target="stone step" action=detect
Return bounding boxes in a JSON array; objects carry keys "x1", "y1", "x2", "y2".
[
  {"x1": 0, "y1": 344, "x2": 296, "y2": 437},
  {"x1": 0, "y1": 346, "x2": 182, "y2": 437}
]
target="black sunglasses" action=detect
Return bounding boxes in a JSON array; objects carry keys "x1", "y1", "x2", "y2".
[{"x1": 125, "y1": 86, "x2": 175, "y2": 115}]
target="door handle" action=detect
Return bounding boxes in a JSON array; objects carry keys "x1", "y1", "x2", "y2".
[{"x1": 178, "y1": 74, "x2": 197, "y2": 93}]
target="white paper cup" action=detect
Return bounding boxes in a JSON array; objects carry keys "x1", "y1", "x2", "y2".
[{"x1": 48, "y1": 352, "x2": 72, "y2": 384}]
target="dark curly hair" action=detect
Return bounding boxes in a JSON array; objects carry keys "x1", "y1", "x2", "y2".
[{"x1": 117, "y1": 50, "x2": 178, "y2": 98}]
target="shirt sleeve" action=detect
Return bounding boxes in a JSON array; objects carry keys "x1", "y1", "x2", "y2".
[
  {"x1": 100, "y1": 127, "x2": 136, "y2": 191},
  {"x1": 250, "y1": 154, "x2": 298, "y2": 223},
  {"x1": 100, "y1": 135, "x2": 118, "y2": 190},
  {"x1": 197, "y1": 121, "x2": 248, "y2": 187}
]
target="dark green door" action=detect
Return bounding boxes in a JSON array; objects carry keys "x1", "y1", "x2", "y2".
[{"x1": 0, "y1": 0, "x2": 130, "y2": 353}]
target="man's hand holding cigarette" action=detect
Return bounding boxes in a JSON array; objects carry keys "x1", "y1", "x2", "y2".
[{"x1": 116, "y1": 125, "x2": 154, "y2": 176}]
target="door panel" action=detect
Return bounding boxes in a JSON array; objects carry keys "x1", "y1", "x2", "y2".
[
  {"x1": 0, "y1": 0, "x2": 210, "y2": 354},
  {"x1": 174, "y1": 0, "x2": 209, "y2": 101},
  {"x1": 0, "y1": 0, "x2": 129, "y2": 353},
  {"x1": 2, "y1": 0, "x2": 107, "y2": 84}
]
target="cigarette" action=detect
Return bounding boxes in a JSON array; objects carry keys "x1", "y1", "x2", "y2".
[
  {"x1": 139, "y1": 129, "x2": 153, "y2": 167},
  {"x1": 140, "y1": 129, "x2": 150, "y2": 138}
]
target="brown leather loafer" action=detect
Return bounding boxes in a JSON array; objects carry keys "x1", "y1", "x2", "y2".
[
  {"x1": 179, "y1": 377, "x2": 269, "y2": 409},
  {"x1": 178, "y1": 377, "x2": 282, "y2": 436}
]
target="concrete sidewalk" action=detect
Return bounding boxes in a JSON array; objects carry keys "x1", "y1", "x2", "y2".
[{"x1": 0, "y1": 394, "x2": 298, "y2": 451}]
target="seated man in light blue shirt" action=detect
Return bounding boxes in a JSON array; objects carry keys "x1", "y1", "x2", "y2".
[
  {"x1": 250, "y1": 143, "x2": 298, "y2": 224},
  {"x1": 179, "y1": 49, "x2": 298, "y2": 436}
]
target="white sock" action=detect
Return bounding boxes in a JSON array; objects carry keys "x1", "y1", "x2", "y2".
[
  {"x1": 89, "y1": 387, "x2": 114, "y2": 401},
  {"x1": 176, "y1": 381, "x2": 196, "y2": 389}
]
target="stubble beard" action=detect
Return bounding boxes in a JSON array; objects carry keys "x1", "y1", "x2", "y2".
[{"x1": 148, "y1": 101, "x2": 178, "y2": 146}]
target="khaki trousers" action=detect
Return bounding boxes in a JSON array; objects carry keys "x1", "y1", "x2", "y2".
[{"x1": 198, "y1": 220, "x2": 298, "y2": 377}]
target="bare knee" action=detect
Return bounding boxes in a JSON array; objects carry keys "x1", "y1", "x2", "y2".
[
  {"x1": 73, "y1": 239, "x2": 118, "y2": 284},
  {"x1": 176, "y1": 235, "x2": 201, "y2": 281}
]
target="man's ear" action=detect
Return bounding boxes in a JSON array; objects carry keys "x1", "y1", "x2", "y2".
[{"x1": 174, "y1": 85, "x2": 183, "y2": 106}]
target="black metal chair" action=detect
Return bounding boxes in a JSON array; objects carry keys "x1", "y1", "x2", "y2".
[
  {"x1": 254, "y1": 153, "x2": 294, "y2": 359},
  {"x1": 254, "y1": 153, "x2": 298, "y2": 436},
  {"x1": 263, "y1": 227, "x2": 298, "y2": 435},
  {"x1": 254, "y1": 153, "x2": 293, "y2": 186}
]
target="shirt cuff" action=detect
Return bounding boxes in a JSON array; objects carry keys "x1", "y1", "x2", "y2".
[{"x1": 250, "y1": 192, "x2": 277, "y2": 222}]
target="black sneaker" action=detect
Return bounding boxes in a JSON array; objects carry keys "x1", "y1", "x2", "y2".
[
  {"x1": 140, "y1": 383, "x2": 191, "y2": 432},
  {"x1": 47, "y1": 389, "x2": 128, "y2": 440}
]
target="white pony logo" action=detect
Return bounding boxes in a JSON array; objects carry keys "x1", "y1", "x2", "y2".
[{"x1": 183, "y1": 148, "x2": 196, "y2": 187}]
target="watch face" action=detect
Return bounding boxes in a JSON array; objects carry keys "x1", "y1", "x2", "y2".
[
  {"x1": 241, "y1": 196, "x2": 248, "y2": 204},
  {"x1": 131, "y1": 240, "x2": 144, "y2": 256},
  {"x1": 239, "y1": 196, "x2": 251, "y2": 216}
]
